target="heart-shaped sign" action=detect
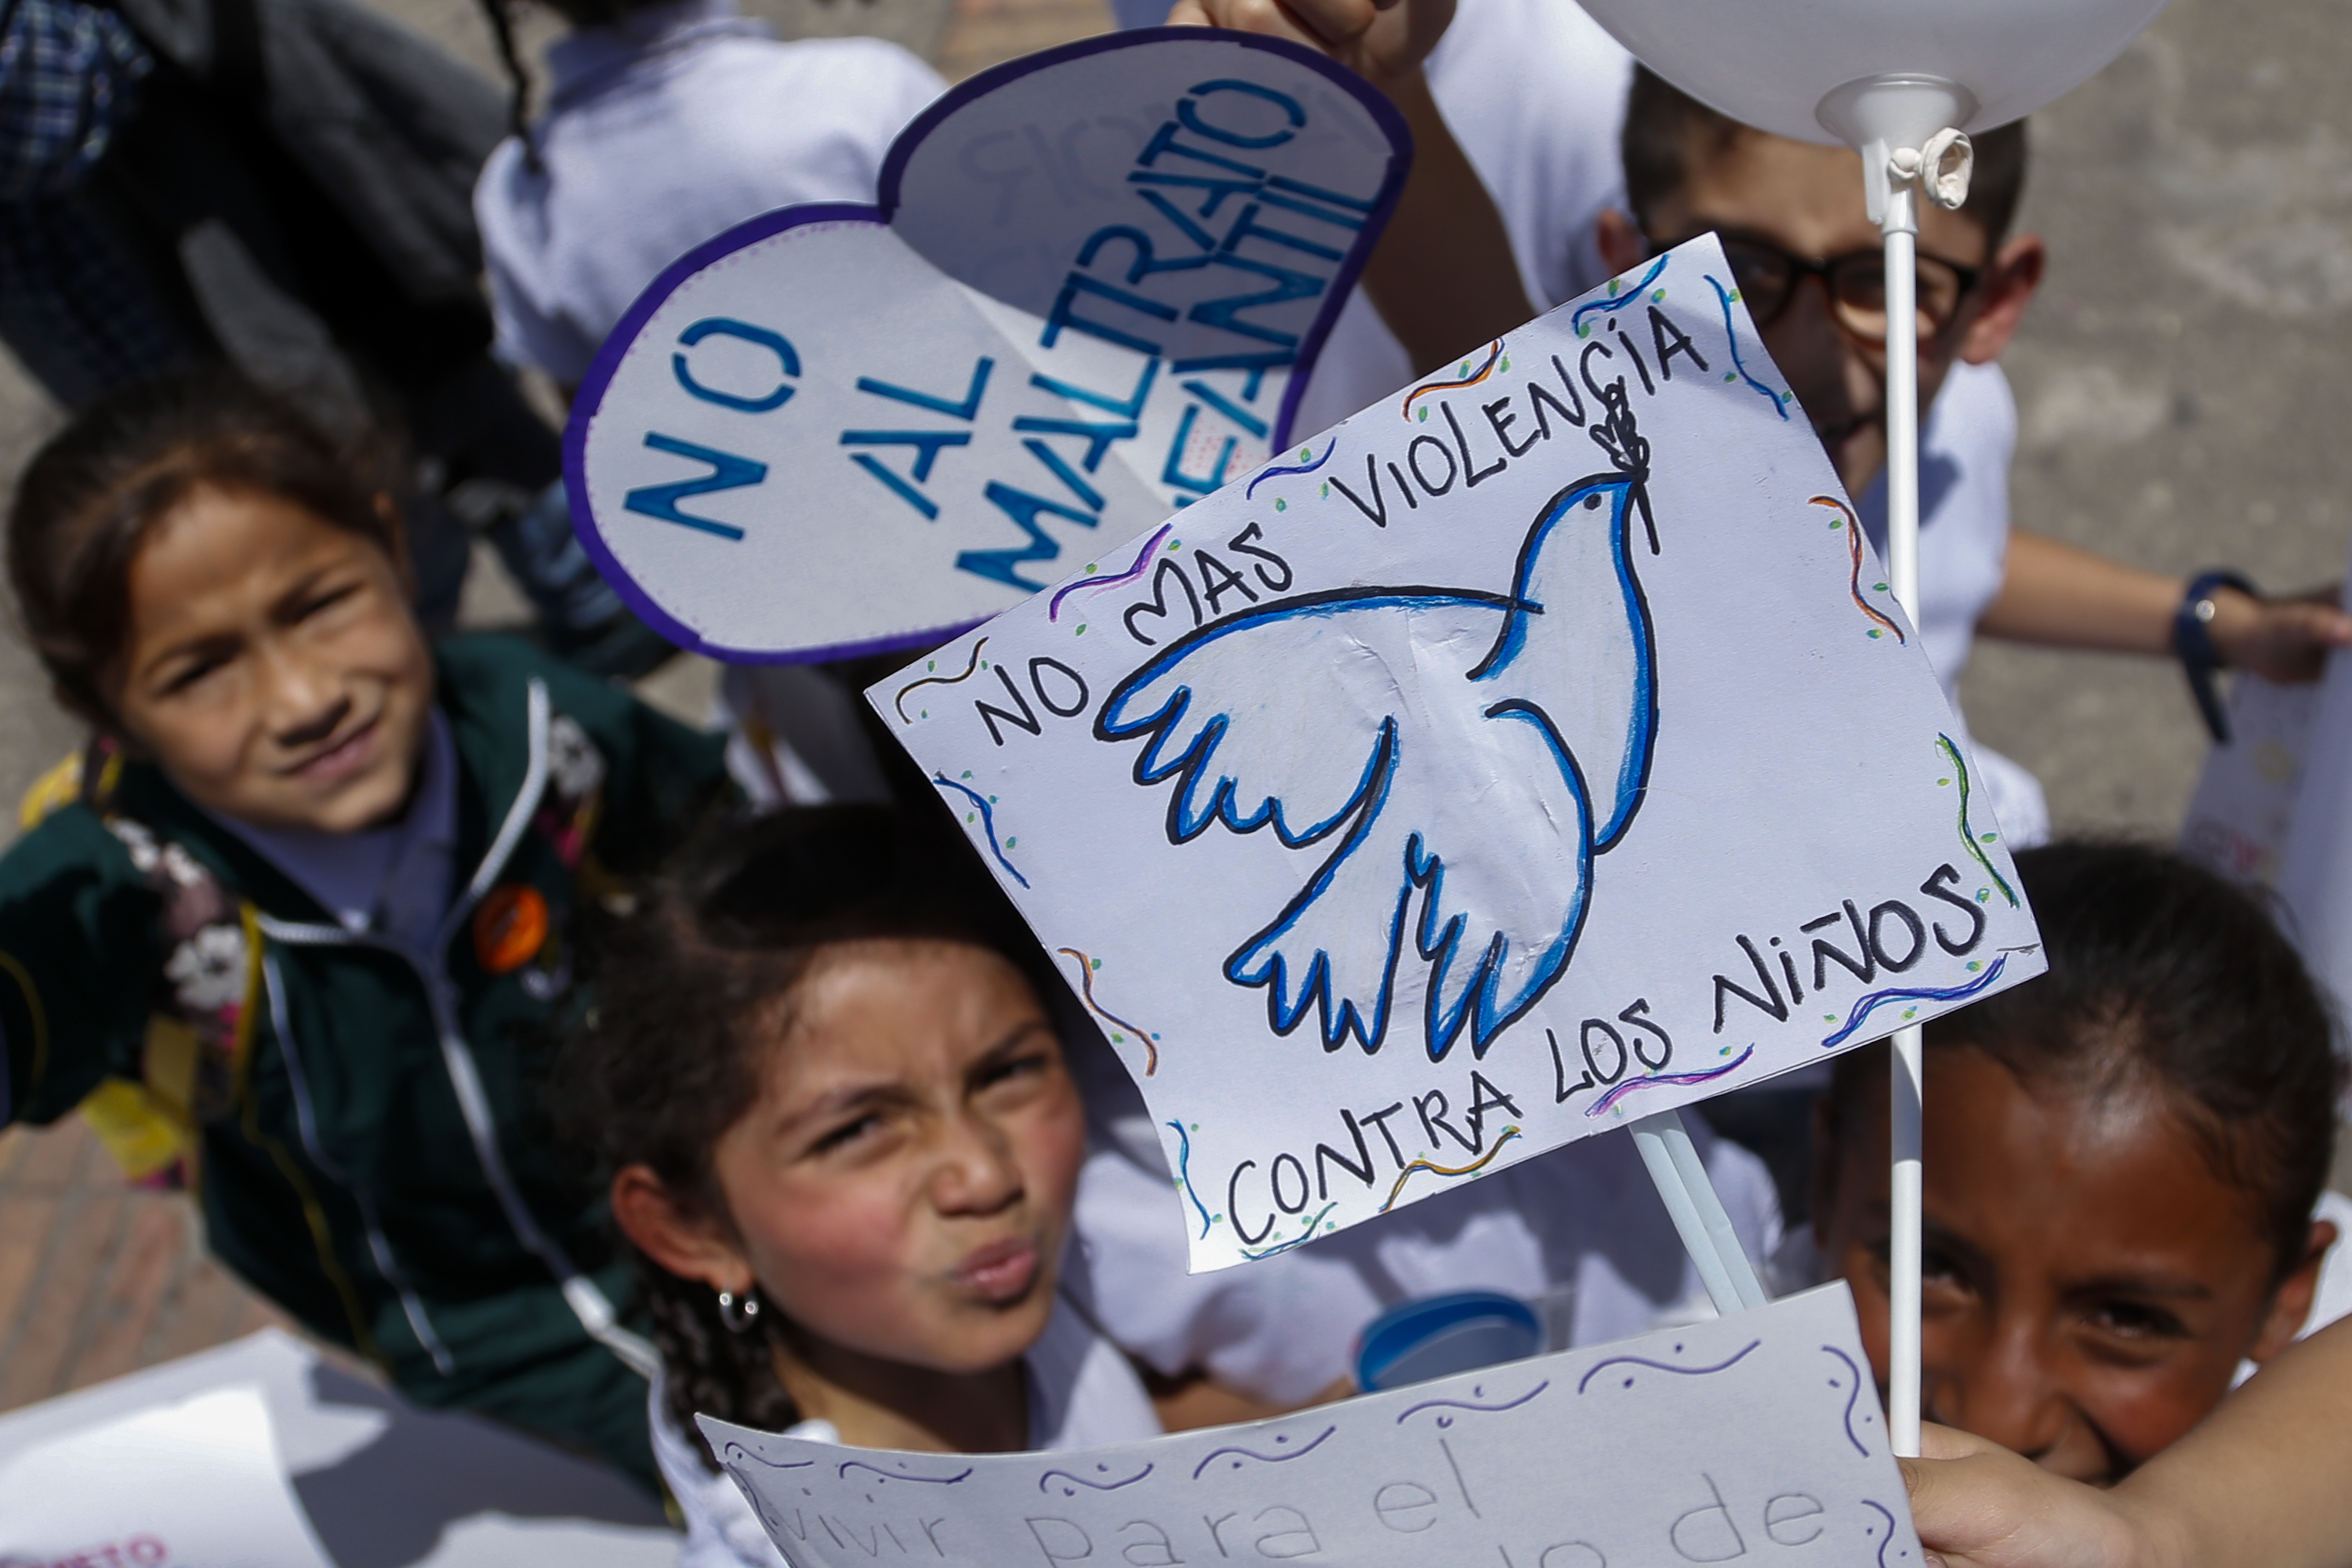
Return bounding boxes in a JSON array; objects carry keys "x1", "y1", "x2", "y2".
[{"x1": 564, "y1": 30, "x2": 1411, "y2": 663}]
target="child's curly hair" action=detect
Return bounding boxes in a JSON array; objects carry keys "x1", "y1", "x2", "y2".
[{"x1": 558, "y1": 803, "x2": 1051, "y2": 1467}]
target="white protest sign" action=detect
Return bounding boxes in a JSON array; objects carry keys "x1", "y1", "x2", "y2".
[
  {"x1": 564, "y1": 30, "x2": 1409, "y2": 664},
  {"x1": 869, "y1": 235, "x2": 2043, "y2": 1272},
  {"x1": 708, "y1": 1283, "x2": 1919, "y2": 1568},
  {"x1": 0, "y1": 1384, "x2": 334, "y2": 1568}
]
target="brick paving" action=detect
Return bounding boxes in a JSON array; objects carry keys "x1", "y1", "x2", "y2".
[{"x1": 0, "y1": 1116, "x2": 293, "y2": 1414}]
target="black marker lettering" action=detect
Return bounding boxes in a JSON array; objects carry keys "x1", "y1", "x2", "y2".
[
  {"x1": 1227, "y1": 522, "x2": 1294, "y2": 591},
  {"x1": 1327, "y1": 455, "x2": 1388, "y2": 528},
  {"x1": 1414, "y1": 1090, "x2": 1477, "y2": 1153},
  {"x1": 1227, "y1": 1160, "x2": 1274, "y2": 1246},
  {"x1": 1465, "y1": 1071, "x2": 1523, "y2": 1145},
  {"x1": 1443, "y1": 401, "x2": 1508, "y2": 486},
  {"x1": 1406, "y1": 434, "x2": 1457, "y2": 496},
  {"x1": 1712, "y1": 935, "x2": 1789, "y2": 1031},
  {"x1": 1621, "y1": 998, "x2": 1673, "y2": 1071},
  {"x1": 1483, "y1": 394, "x2": 1538, "y2": 458},
  {"x1": 1123, "y1": 557, "x2": 1203, "y2": 646},
  {"x1": 1613, "y1": 328, "x2": 1657, "y2": 394},
  {"x1": 1919, "y1": 863, "x2": 1988, "y2": 954},
  {"x1": 1650, "y1": 304, "x2": 1710, "y2": 379},
  {"x1": 976, "y1": 664, "x2": 1041, "y2": 746},
  {"x1": 1804, "y1": 903, "x2": 1877, "y2": 990},
  {"x1": 1870, "y1": 901, "x2": 1927, "y2": 972},
  {"x1": 1029, "y1": 656, "x2": 1088, "y2": 717},
  {"x1": 1548, "y1": 1028, "x2": 1593, "y2": 1104},
  {"x1": 1193, "y1": 548, "x2": 1259, "y2": 615},
  {"x1": 1313, "y1": 1109, "x2": 1378, "y2": 1198},
  {"x1": 1359, "y1": 1102, "x2": 1409, "y2": 1166}
]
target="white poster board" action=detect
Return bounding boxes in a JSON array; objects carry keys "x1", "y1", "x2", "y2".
[
  {"x1": 870, "y1": 235, "x2": 2043, "y2": 1271},
  {"x1": 0, "y1": 1385, "x2": 335, "y2": 1568},
  {"x1": 708, "y1": 1284, "x2": 1921, "y2": 1568},
  {"x1": 564, "y1": 30, "x2": 1409, "y2": 664}
]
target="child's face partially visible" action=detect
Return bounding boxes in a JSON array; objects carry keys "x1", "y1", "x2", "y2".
[
  {"x1": 710, "y1": 939, "x2": 1087, "y2": 1385},
  {"x1": 1602, "y1": 133, "x2": 2042, "y2": 499},
  {"x1": 112, "y1": 485, "x2": 434, "y2": 834},
  {"x1": 1817, "y1": 1047, "x2": 2332, "y2": 1484}
]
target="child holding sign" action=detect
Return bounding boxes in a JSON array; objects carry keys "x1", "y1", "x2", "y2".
[
  {"x1": 1805, "y1": 842, "x2": 2350, "y2": 1483},
  {"x1": 565, "y1": 807, "x2": 1161, "y2": 1568},
  {"x1": 0, "y1": 371, "x2": 733, "y2": 1489},
  {"x1": 1178, "y1": 0, "x2": 2352, "y2": 844}
]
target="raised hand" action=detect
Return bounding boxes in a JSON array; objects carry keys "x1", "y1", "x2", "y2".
[{"x1": 1166, "y1": 0, "x2": 1454, "y2": 94}]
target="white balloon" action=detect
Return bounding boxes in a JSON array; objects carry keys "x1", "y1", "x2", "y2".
[{"x1": 1574, "y1": 0, "x2": 2167, "y2": 146}]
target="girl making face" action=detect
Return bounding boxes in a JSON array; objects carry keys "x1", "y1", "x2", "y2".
[
  {"x1": 1810, "y1": 842, "x2": 2343, "y2": 1485},
  {"x1": 567, "y1": 808, "x2": 1160, "y2": 1566}
]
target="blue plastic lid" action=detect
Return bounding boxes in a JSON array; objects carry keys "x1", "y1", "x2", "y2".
[{"x1": 1354, "y1": 1290, "x2": 1544, "y2": 1393}]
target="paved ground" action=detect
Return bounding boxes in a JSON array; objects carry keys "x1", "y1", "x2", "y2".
[{"x1": 3, "y1": 0, "x2": 2349, "y2": 1408}]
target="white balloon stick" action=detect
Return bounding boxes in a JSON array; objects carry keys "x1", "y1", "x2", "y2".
[{"x1": 1882, "y1": 149, "x2": 1927, "y2": 1465}]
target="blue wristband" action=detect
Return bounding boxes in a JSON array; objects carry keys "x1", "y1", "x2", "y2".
[{"x1": 2174, "y1": 569, "x2": 2257, "y2": 744}]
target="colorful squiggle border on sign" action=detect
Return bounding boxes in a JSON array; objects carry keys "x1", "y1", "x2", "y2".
[
  {"x1": 1040, "y1": 1464, "x2": 1154, "y2": 1495},
  {"x1": 1058, "y1": 947, "x2": 1158, "y2": 1073},
  {"x1": 839, "y1": 1459, "x2": 972, "y2": 1484},
  {"x1": 1938, "y1": 733, "x2": 2020, "y2": 906},
  {"x1": 931, "y1": 772, "x2": 1028, "y2": 888},
  {"x1": 1401, "y1": 339, "x2": 1505, "y2": 419},
  {"x1": 1822, "y1": 1345, "x2": 1872, "y2": 1457},
  {"x1": 1576, "y1": 1338, "x2": 1762, "y2": 1393},
  {"x1": 892, "y1": 638, "x2": 989, "y2": 720},
  {"x1": 1396, "y1": 1381, "x2": 1551, "y2": 1426},
  {"x1": 1379, "y1": 1125, "x2": 1522, "y2": 1212},
  {"x1": 1708, "y1": 274, "x2": 1791, "y2": 420},
  {"x1": 1584, "y1": 1045, "x2": 1756, "y2": 1118},
  {"x1": 1048, "y1": 525, "x2": 1172, "y2": 622},
  {"x1": 1243, "y1": 438, "x2": 1337, "y2": 500},
  {"x1": 1167, "y1": 1120, "x2": 1214, "y2": 1239},
  {"x1": 1861, "y1": 1499, "x2": 1904, "y2": 1568},
  {"x1": 1241, "y1": 1201, "x2": 1337, "y2": 1260},
  {"x1": 1572, "y1": 256, "x2": 1670, "y2": 333},
  {"x1": 1812, "y1": 494, "x2": 1905, "y2": 643},
  {"x1": 1191, "y1": 1426, "x2": 1338, "y2": 1479},
  {"x1": 1820, "y1": 954, "x2": 2010, "y2": 1051}
]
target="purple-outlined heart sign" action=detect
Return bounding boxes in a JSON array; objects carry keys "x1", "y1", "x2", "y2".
[{"x1": 564, "y1": 30, "x2": 1410, "y2": 664}]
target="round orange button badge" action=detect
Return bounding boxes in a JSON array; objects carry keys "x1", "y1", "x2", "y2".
[{"x1": 474, "y1": 885, "x2": 549, "y2": 975}]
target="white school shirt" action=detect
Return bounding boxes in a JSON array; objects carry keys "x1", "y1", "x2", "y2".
[
  {"x1": 1066, "y1": 1107, "x2": 1784, "y2": 1407},
  {"x1": 473, "y1": 0, "x2": 944, "y2": 387},
  {"x1": 652, "y1": 1291, "x2": 1163, "y2": 1568},
  {"x1": 1289, "y1": 0, "x2": 1633, "y2": 436},
  {"x1": 208, "y1": 711, "x2": 459, "y2": 953}
]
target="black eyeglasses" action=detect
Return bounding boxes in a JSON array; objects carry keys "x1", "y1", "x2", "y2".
[{"x1": 1653, "y1": 229, "x2": 1984, "y2": 344}]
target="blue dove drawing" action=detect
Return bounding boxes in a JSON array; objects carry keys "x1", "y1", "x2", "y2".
[{"x1": 1095, "y1": 401, "x2": 1661, "y2": 1062}]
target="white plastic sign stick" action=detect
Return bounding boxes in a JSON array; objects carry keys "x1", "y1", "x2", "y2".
[
  {"x1": 710, "y1": 1284, "x2": 1918, "y2": 1568},
  {"x1": 565, "y1": 30, "x2": 1409, "y2": 665},
  {"x1": 869, "y1": 235, "x2": 2043, "y2": 1272}
]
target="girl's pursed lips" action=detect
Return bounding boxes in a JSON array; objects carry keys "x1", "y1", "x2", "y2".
[{"x1": 950, "y1": 1235, "x2": 1040, "y2": 1303}]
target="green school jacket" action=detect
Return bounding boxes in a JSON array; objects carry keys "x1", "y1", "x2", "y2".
[{"x1": 0, "y1": 635, "x2": 730, "y2": 1409}]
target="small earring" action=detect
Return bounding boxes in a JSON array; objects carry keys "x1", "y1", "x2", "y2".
[{"x1": 715, "y1": 1287, "x2": 763, "y2": 1335}]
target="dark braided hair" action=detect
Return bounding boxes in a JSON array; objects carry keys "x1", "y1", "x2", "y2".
[
  {"x1": 1828, "y1": 840, "x2": 2343, "y2": 1287},
  {"x1": 560, "y1": 804, "x2": 1052, "y2": 1468},
  {"x1": 474, "y1": 0, "x2": 683, "y2": 176}
]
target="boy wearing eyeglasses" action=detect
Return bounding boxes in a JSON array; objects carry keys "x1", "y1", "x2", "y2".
[{"x1": 1173, "y1": 0, "x2": 2352, "y2": 840}]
